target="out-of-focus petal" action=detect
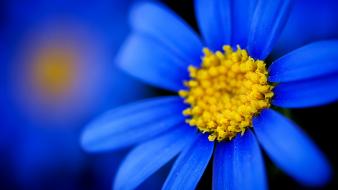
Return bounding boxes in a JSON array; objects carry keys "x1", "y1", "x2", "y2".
[
  {"x1": 130, "y1": 2, "x2": 203, "y2": 66},
  {"x1": 231, "y1": 0, "x2": 258, "y2": 48},
  {"x1": 118, "y1": 34, "x2": 189, "y2": 91},
  {"x1": 273, "y1": 0, "x2": 338, "y2": 58},
  {"x1": 81, "y1": 97, "x2": 186, "y2": 152},
  {"x1": 247, "y1": 0, "x2": 293, "y2": 59},
  {"x1": 269, "y1": 40, "x2": 338, "y2": 82},
  {"x1": 253, "y1": 109, "x2": 332, "y2": 186},
  {"x1": 213, "y1": 130, "x2": 267, "y2": 190},
  {"x1": 114, "y1": 125, "x2": 197, "y2": 190},
  {"x1": 163, "y1": 134, "x2": 214, "y2": 190},
  {"x1": 272, "y1": 74, "x2": 338, "y2": 108},
  {"x1": 195, "y1": 0, "x2": 231, "y2": 51}
]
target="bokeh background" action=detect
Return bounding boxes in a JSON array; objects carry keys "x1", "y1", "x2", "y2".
[{"x1": 1, "y1": 0, "x2": 338, "y2": 189}]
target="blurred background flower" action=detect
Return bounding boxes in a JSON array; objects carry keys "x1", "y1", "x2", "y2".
[
  {"x1": 1, "y1": 0, "x2": 155, "y2": 189},
  {"x1": 1, "y1": 0, "x2": 338, "y2": 190}
]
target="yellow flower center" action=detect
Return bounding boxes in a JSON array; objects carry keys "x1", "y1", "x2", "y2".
[
  {"x1": 33, "y1": 47, "x2": 76, "y2": 97},
  {"x1": 179, "y1": 45, "x2": 274, "y2": 141}
]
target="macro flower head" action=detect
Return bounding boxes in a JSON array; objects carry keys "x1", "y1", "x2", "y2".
[{"x1": 81, "y1": 0, "x2": 337, "y2": 189}]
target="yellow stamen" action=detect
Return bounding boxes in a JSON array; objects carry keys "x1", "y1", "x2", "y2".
[{"x1": 179, "y1": 45, "x2": 274, "y2": 141}]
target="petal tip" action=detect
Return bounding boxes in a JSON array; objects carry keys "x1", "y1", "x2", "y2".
[{"x1": 79, "y1": 127, "x2": 96, "y2": 153}]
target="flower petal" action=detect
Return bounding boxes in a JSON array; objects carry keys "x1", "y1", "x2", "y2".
[
  {"x1": 163, "y1": 134, "x2": 214, "y2": 190},
  {"x1": 247, "y1": 0, "x2": 293, "y2": 60},
  {"x1": 117, "y1": 34, "x2": 188, "y2": 91},
  {"x1": 114, "y1": 125, "x2": 197, "y2": 190},
  {"x1": 253, "y1": 109, "x2": 332, "y2": 186},
  {"x1": 213, "y1": 130, "x2": 267, "y2": 190},
  {"x1": 272, "y1": 73, "x2": 338, "y2": 108},
  {"x1": 195, "y1": 0, "x2": 231, "y2": 51},
  {"x1": 231, "y1": 0, "x2": 258, "y2": 48},
  {"x1": 130, "y1": 2, "x2": 203, "y2": 67},
  {"x1": 272, "y1": 0, "x2": 338, "y2": 58},
  {"x1": 81, "y1": 97, "x2": 186, "y2": 152},
  {"x1": 269, "y1": 40, "x2": 338, "y2": 82}
]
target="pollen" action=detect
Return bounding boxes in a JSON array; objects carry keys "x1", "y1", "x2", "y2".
[{"x1": 179, "y1": 45, "x2": 274, "y2": 141}]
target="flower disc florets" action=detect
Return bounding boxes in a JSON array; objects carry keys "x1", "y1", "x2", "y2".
[{"x1": 179, "y1": 45, "x2": 274, "y2": 141}]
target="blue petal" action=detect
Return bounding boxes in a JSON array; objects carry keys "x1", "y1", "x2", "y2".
[
  {"x1": 253, "y1": 109, "x2": 332, "y2": 186},
  {"x1": 163, "y1": 134, "x2": 214, "y2": 190},
  {"x1": 247, "y1": 0, "x2": 293, "y2": 60},
  {"x1": 269, "y1": 40, "x2": 338, "y2": 82},
  {"x1": 130, "y1": 3, "x2": 203, "y2": 67},
  {"x1": 231, "y1": 0, "x2": 258, "y2": 48},
  {"x1": 117, "y1": 33, "x2": 188, "y2": 92},
  {"x1": 272, "y1": 73, "x2": 338, "y2": 108},
  {"x1": 213, "y1": 130, "x2": 267, "y2": 190},
  {"x1": 195, "y1": 0, "x2": 231, "y2": 51},
  {"x1": 272, "y1": 0, "x2": 338, "y2": 58},
  {"x1": 114, "y1": 125, "x2": 197, "y2": 190},
  {"x1": 81, "y1": 97, "x2": 186, "y2": 152}
]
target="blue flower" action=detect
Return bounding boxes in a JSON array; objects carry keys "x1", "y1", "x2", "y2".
[
  {"x1": 81, "y1": 1, "x2": 337, "y2": 189},
  {"x1": 2, "y1": 0, "x2": 154, "y2": 189}
]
